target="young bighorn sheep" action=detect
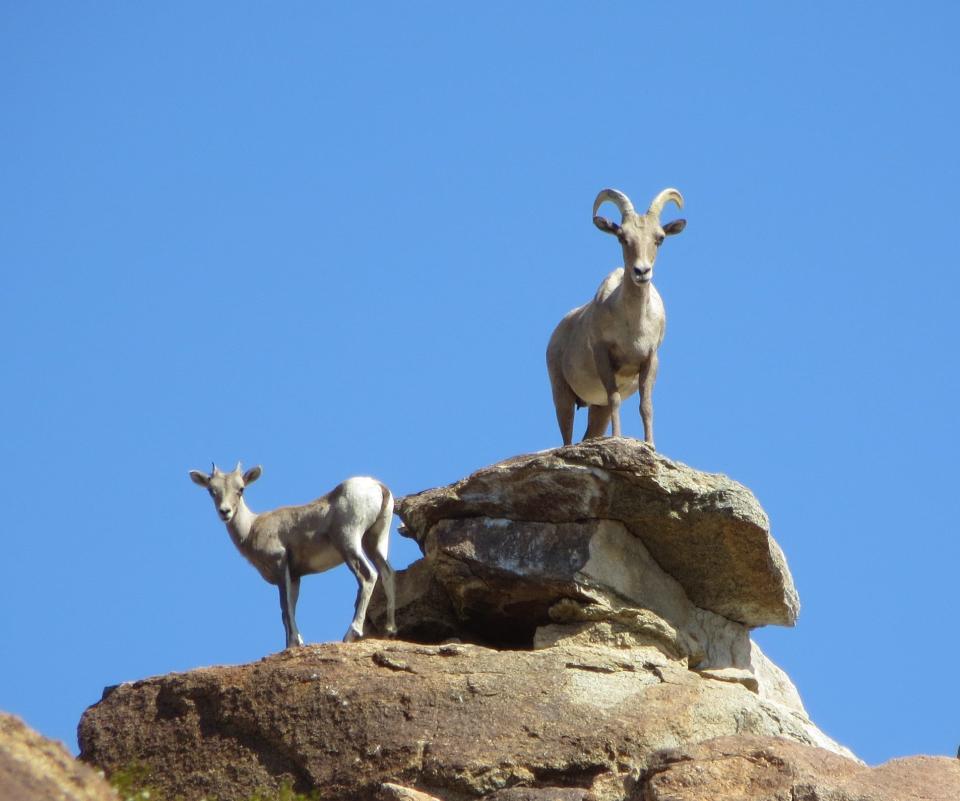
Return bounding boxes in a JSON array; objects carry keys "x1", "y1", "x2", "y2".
[
  {"x1": 546, "y1": 187, "x2": 686, "y2": 448},
  {"x1": 188, "y1": 463, "x2": 397, "y2": 648}
]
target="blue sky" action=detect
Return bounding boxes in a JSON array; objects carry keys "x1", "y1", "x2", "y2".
[{"x1": 1, "y1": 3, "x2": 957, "y2": 766}]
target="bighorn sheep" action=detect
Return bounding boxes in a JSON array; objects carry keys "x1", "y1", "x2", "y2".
[
  {"x1": 188, "y1": 463, "x2": 397, "y2": 647},
  {"x1": 546, "y1": 187, "x2": 686, "y2": 448}
]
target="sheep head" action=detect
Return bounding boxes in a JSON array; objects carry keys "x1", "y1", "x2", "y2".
[
  {"x1": 593, "y1": 187, "x2": 686, "y2": 286},
  {"x1": 189, "y1": 461, "x2": 262, "y2": 523}
]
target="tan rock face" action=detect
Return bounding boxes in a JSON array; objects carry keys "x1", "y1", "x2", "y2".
[
  {"x1": 396, "y1": 439, "x2": 799, "y2": 629},
  {"x1": 642, "y1": 735, "x2": 960, "y2": 801},
  {"x1": 78, "y1": 641, "x2": 850, "y2": 801},
  {"x1": 0, "y1": 712, "x2": 115, "y2": 801}
]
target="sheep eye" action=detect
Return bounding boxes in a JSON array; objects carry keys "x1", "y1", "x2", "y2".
[{"x1": 238, "y1": 487, "x2": 244, "y2": 496}]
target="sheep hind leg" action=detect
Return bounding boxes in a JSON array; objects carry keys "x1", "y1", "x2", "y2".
[
  {"x1": 342, "y1": 546, "x2": 378, "y2": 643},
  {"x1": 583, "y1": 404, "x2": 612, "y2": 440},
  {"x1": 591, "y1": 346, "x2": 622, "y2": 438},
  {"x1": 549, "y1": 376, "x2": 577, "y2": 446},
  {"x1": 363, "y1": 518, "x2": 397, "y2": 637}
]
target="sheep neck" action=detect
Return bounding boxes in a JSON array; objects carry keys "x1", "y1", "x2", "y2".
[
  {"x1": 226, "y1": 500, "x2": 258, "y2": 546},
  {"x1": 619, "y1": 272, "x2": 654, "y2": 309}
]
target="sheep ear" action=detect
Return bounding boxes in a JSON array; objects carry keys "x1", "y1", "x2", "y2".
[
  {"x1": 189, "y1": 470, "x2": 211, "y2": 488},
  {"x1": 243, "y1": 465, "x2": 263, "y2": 486},
  {"x1": 663, "y1": 219, "x2": 686, "y2": 236},
  {"x1": 593, "y1": 216, "x2": 621, "y2": 236}
]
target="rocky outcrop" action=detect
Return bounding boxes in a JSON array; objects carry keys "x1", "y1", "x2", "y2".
[
  {"x1": 642, "y1": 735, "x2": 960, "y2": 800},
  {"x1": 79, "y1": 640, "x2": 852, "y2": 801},
  {"x1": 0, "y1": 712, "x2": 115, "y2": 801},
  {"x1": 76, "y1": 441, "x2": 954, "y2": 800}
]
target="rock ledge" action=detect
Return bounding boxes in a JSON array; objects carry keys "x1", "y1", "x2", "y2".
[
  {"x1": 79, "y1": 640, "x2": 852, "y2": 801},
  {"x1": 396, "y1": 439, "x2": 799, "y2": 629}
]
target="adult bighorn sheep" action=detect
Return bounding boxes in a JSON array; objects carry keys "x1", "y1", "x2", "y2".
[
  {"x1": 188, "y1": 463, "x2": 397, "y2": 648},
  {"x1": 546, "y1": 187, "x2": 686, "y2": 448}
]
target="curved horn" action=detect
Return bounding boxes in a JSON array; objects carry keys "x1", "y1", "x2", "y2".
[
  {"x1": 647, "y1": 188, "x2": 684, "y2": 219},
  {"x1": 211, "y1": 462, "x2": 221, "y2": 476},
  {"x1": 593, "y1": 188, "x2": 636, "y2": 221},
  {"x1": 233, "y1": 461, "x2": 243, "y2": 474}
]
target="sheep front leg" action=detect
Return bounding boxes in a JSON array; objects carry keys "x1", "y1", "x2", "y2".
[
  {"x1": 279, "y1": 560, "x2": 304, "y2": 649},
  {"x1": 592, "y1": 345, "x2": 622, "y2": 438},
  {"x1": 638, "y1": 354, "x2": 658, "y2": 449}
]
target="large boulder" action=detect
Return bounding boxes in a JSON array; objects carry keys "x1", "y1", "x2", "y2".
[
  {"x1": 372, "y1": 440, "x2": 798, "y2": 685},
  {"x1": 396, "y1": 439, "x2": 799, "y2": 630},
  {"x1": 0, "y1": 712, "x2": 115, "y2": 801},
  {"x1": 78, "y1": 640, "x2": 852, "y2": 801}
]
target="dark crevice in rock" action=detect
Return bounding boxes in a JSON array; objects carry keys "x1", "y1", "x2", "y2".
[
  {"x1": 527, "y1": 761, "x2": 608, "y2": 789},
  {"x1": 563, "y1": 662, "x2": 622, "y2": 674},
  {"x1": 485, "y1": 786, "x2": 598, "y2": 800}
]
